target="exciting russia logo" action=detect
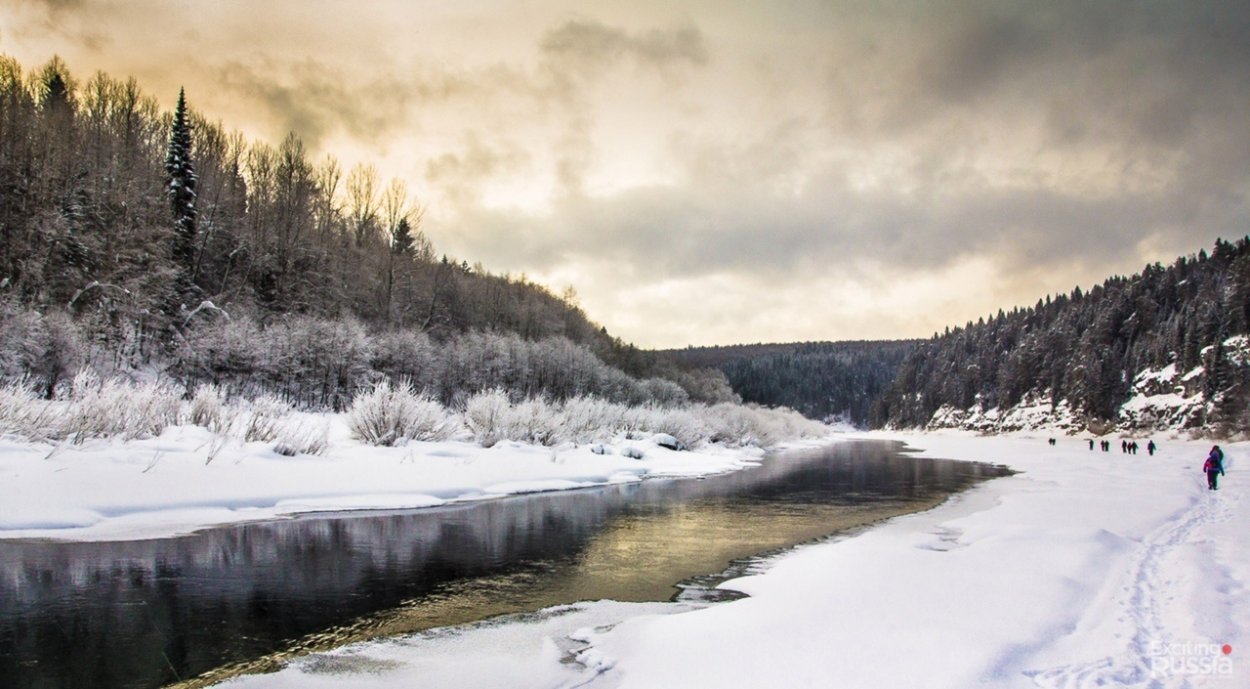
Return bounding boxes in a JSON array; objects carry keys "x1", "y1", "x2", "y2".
[{"x1": 1148, "y1": 641, "x2": 1234, "y2": 678}]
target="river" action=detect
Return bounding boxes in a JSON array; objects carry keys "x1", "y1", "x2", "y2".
[{"x1": 0, "y1": 440, "x2": 1008, "y2": 689}]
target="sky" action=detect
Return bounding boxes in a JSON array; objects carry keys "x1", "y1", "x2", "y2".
[{"x1": 2, "y1": 0, "x2": 1247, "y2": 348}]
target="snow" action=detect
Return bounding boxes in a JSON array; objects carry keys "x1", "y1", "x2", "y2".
[
  {"x1": 0, "y1": 417, "x2": 800, "y2": 542},
  {"x1": 210, "y1": 432, "x2": 1248, "y2": 689},
  {"x1": 1134, "y1": 363, "x2": 1178, "y2": 391},
  {"x1": 1222, "y1": 335, "x2": 1250, "y2": 366},
  {"x1": 928, "y1": 392, "x2": 1084, "y2": 434}
]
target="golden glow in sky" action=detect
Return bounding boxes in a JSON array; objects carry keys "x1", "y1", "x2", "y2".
[{"x1": 2, "y1": 0, "x2": 1246, "y2": 347}]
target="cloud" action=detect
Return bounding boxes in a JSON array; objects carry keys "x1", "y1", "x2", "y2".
[
  {"x1": 539, "y1": 19, "x2": 707, "y2": 71},
  {"x1": 4, "y1": 0, "x2": 107, "y2": 51},
  {"x1": 7, "y1": 0, "x2": 1249, "y2": 346},
  {"x1": 218, "y1": 59, "x2": 410, "y2": 147},
  {"x1": 14, "y1": 0, "x2": 86, "y2": 13}
]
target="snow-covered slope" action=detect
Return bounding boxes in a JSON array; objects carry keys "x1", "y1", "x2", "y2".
[{"x1": 922, "y1": 336, "x2": 1249, "y2": 436}]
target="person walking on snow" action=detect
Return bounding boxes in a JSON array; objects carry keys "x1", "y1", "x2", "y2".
[
  {"x1": 1204, "y1": 445, "x2": 1226, "y2": 490},
  {"x1": 1147, "y1": 439, "x2": 1156, "y2": 456}
]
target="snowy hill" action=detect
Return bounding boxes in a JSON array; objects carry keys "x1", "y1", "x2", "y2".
[{"x1": 873, "y1": 239, "x2": 1250, "y2": 437}]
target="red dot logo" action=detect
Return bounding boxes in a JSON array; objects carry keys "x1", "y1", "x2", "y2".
[{"x1": 1223, "y1": 644, "x2": 1233, "y2": 656}]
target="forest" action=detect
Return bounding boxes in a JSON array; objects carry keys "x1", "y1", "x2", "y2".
[
  {"x1": 871, "y1": 237, "x2": 1250, "y2": 435},
  {"x1": 663, "y1": 341, "x2": 916, "y2": 426},
  {"x1": 0, "y1": 56, "x2": 734, "y2": 410}
]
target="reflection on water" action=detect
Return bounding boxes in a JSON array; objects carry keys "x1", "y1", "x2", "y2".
[{"x1": 0, "y1": 441, "x2": 1007, "y2": 689}]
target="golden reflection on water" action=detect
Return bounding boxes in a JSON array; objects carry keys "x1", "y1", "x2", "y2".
[
  {"x1": 169, "y1": 495, "x2": 945, "y2": 688},
  {"x1": 165, "y1": 444, "x2": 1004, "y2": 689}
]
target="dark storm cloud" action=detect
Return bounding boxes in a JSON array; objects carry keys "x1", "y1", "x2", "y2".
[
  {"x1": 800, "y1": 1, "x2": 1250, "y2": 273},
  {"x1": 951, "y1": 1, "x2": 1244, "y2": 151}
]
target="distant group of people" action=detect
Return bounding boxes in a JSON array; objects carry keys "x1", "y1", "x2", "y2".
[
  {"x1": 1083, "y1": 438, "x2": 1156, "y2": 455},
  {"x1": 1059, "y1": 438, "x2": 1230, "y2": 492}
]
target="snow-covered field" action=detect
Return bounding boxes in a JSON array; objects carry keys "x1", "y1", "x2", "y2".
[
  {"x1": 0, "y1": 417, "x2": 805, "y2": 542},
  {"x1": 209, "y1": 433, "x2": 1247, "y2": 689}
]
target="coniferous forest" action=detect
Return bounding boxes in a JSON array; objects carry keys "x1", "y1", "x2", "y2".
[
  {"x1": 663, "y1": 341, "x2": 917, "y2": 426},
  {"x1": 871, "y1": 238, "x2": 1250, "y2": 435},
  {"x1": 0, "y1": 56, "x2": 734, "y2": 409}
]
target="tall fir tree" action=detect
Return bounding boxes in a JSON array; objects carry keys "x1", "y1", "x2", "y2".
[{"x1": 165, "y1": 87, "x2": 198, "y2": 312}]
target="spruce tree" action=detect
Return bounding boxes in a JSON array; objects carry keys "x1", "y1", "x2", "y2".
[{"x1": 165, "y1": 87, "x2": 198, "y2": 311}]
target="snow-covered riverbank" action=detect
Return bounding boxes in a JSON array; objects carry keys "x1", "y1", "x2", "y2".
[
  {"x1": 0, "y1": 417, "x2": 831, "y2": 542},
  {"x1": 209, "y1": 433, "x2": 1248, "y2": 689}
]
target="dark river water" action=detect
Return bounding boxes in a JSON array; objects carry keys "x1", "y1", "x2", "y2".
[{"x1": 0, "y1": 440, "x2": 1008, "y2": 689}]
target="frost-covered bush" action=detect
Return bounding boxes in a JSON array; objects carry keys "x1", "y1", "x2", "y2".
[
  {"x1": 264, "y1": 316, "x2": 376, "y2": 410},
  {"x1": 242, "y1": 395, "x2": 292, "y2": 443},
  {"x1": 463, "y1": 388, "x2": 511, "y2": 447},
  {"x1": 559, "y1": 396, "x2": 628, "y2": 443},
  {"x1": 0, "y1": 381, "x2": 54, "y2": 440},
  {"x1": 371, "y1": 330, "x2": 440, "y2": 393},
  {"x1": 175, "y1": 316, "x2": 267, "y2": 398},
  {"x1": 464, "y1": 393, "x2": 622, "y2": 447},
  {"x1": 505, "y1": 398, "x2": 562, "y2": 446},
  {"x1": 726, "y1": 404, "x2": 827, "y2": 444},
  {"x1": 641, "y1": 378, "x2": 690, "y2": 406},
  {"x1": 189, "y1": 384, "x2": 236, "y2": 433},
  {"x1": 624, "y1": 404, "x2": 711, "y2": 449},
  {"x1": 0, "y1": 301, "x2": 42, "y2": 381},
  {"x1": 703, "y1": 403, "x2": 777, "y2": 447},
  {"x1": 273, "y1": 417, "x2": 330, "y2": 456},
  {"x1": 347, "y1": 381, "x2": 459, "y2": 446},
  {"x1": 0, "y1": 302, "x2": 85, "y2": 397},
  {"x1": 592, "y1": 366, "x2": 650, "y2": 406},
  {"x1": 439, "y1": 332, "x2": 691, "y2": 407},
  {"x1": 57, "y1": 371, "x2": 182, "y2": 442}
]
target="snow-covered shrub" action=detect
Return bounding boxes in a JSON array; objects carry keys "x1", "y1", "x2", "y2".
[
  {"x1": 264, "y1": 316, "x2": 376, "y2": 410},
  {"x1": 703, "y1": 403, "x2": 758, "y2": 446},
  {"x1": 439, "y1": 332, "x2": 695, "y2": 408},
  {"x1": 591, "y1": 366, "x2": 650, "y2": 406},
  {"x1": 506, "y1": 398, "x2": 562, "y2": 446},
  {"x1": 622, "y1": 446, "x2": 644, "y2": 459},
  {"x1": 0, "y1": 381, "x2": 53, "y2": 440},
  {"x1": 463, "y1": 388, "x2": 511, "y2": 447},
  {"x1": 242, "y1": 395, "x2": 292, "y2": 443},
  {"x1": 667, "y1": 366, "x2": 740, "y2": 404},
  {"x1": 57, "y1": 371, "x2": 182, "y2": 442},
  {"x1": 624, "y1": 404, "x2": 711, "y2": 449},
  {"x1": 704, "y1": 403, "x2": 792, "y2": 447},
  {"x1": 0, "y1": 302, "x2": 85, "y2": 397},
  {"x1": 641, "y1": 378, "x2": 690, "y2": 406},
  {"x1": 189, "y1": 384, "x2": 234, "y2": 433},
  {"x1": 559, "y1": 396, "x2": 628, "y2": 443},
  {"x1": 273, "y1": 417, "x2": 329, "y2": 456},
  {"x1": 175, "y1": 316, "x2": 266, "y2": 399},
  {"x1": 347, "y1": 381, "x2": 458, "y2": 446},
  {"x1": 123, "y1": 380, "x2": 185, "y2": 439},
  {"x1": 0, "y1": 300, "x2": 41, "y2": 381},
  {"x1": 371, "y1": 330, "x2": 440, "y2": 393}
]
